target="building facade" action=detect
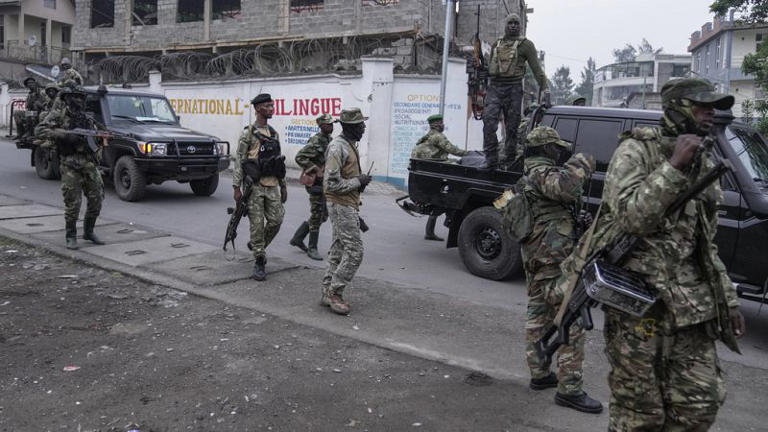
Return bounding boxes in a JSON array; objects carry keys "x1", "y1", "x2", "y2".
[
  {"x1": 592, "y1": 52, "x2": 691, "y2": 109},
  {"x1": 688, "y1": 13, "x2": 768, "y2": 118}
]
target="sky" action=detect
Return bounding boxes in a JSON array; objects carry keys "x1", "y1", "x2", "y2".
[{"x1": 524, "y1": 0, "x2": 717, "y2": 80}]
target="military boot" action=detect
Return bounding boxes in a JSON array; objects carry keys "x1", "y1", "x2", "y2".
[
  {"x1": 554, "y1": 392, "x2": 603, "y2": 414},
  {"x1": 424, "y1": 215, "x2": 444, "y2": 241},
  {"x1": 529, "y1": 372, "x2": 558, "y2": 390},
  {"x1": 252, "y1": 256, "x2": 267, "y2": 281},
  {"x1": 289, "y1": 221, "x2": 309, "y2": 252},
  {"x1": 306, "y1": 231, "x2": 323, "y2": 261},
  {"x1": 65, "y1": 221, "x2": 78, "y2": 250},
  {"x1": 320, "y1": 286, "x2": 331, "y2": 307},
  {"x1": 82, "y1": 217, "x2": 105, "y2": 245},
  {"x1": 329, "y1": 294, "x2": 350, "y2": 315}
]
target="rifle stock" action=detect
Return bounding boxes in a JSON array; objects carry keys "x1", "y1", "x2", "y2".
[{"x1": 223, "y1": 179, "x2": 253, "y2": 251}]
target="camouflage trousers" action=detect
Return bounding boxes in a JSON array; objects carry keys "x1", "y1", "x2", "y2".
[
  {"x1": 604, "y1": 311, "x2": 725, "y2": 431},
  {"x1": 247, "y1": 184, "x2": 285, "y2": 259},
  {"x1": 322, "y1": 202, "x2": 363, "y2": 297},
  {"x1": 306, "y1": 187, "x2": 328, "y2": 232},
  {"x1": 525, "y1": 272, "x2": 584, "y2": 396},
  {"x1": 60, "y1": 155, "x2": 103, "y2": 224},
  {"x1": 483, "y1": 82, "x2": 523, "y2": 163}
]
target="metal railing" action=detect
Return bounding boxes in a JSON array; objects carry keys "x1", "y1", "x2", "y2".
[{"x1": 1, "y1": 40, "x2": 71, "y2": 65}]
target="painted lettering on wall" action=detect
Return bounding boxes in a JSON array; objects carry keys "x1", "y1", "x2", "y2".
[
  {"x1": 284, "y1": 118, "x2": 320, "y2": 147},
  {"x1": 169, "y1": 98, "x2": 246, "y2": 115},
  {"x1": 274, "y1": 98, "x2": 342, "y2": 117}
]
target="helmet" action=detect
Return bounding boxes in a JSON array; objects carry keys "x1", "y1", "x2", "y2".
[
  {"x1": 60, "y1": 57, "x2": 72, "y2": 66},
  {"x1": 23, "y1": 77, "x2": 37, "y2": 86},
  {"x1": 506, "y1": 13, "x2": 521, "y2": 23},
  {"x1": 660, "y1": 78, "x2": 734, "y2": 110},
  {"x1": 526, "y1": 126, "x2": 570, "y2": 149},
  {"x1": 59, "y1": 86, "x2": 86, "y2": 98},
  {"x1": 45, "y1": 82, "x2": 59, "y2": 92}
]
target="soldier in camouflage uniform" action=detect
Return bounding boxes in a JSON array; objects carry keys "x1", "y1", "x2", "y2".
[
  {"x1": 35, "y1": 87, "x2": 106, "y2": 250},
  {"x1": 14, "y1": 77, "x2": 48, "y2": 139},
  {"x1": 57, "y1": 57, "x2": 83, "y2": 88},
  {"x1": 321, "y1": 108, "x2": 371, "y2": 315},
  {"x1": 411, "y1": 113, "x2": 467, "y2": 241},
  {"x1": 232, "y1": 93, "x2": 287, "y2": 281},
  {"x1": 560, "y1": 78, "x2": 745, "y2": 430},
  {"x1": 514, "y1": 126, "x2": 602, "y2": 413},
  {"x1": 290, "y1": 113, "x2": 334, "y2": 261},
  {"x1": 481, "y1": 13, "x2": 549, "y2": 170}
]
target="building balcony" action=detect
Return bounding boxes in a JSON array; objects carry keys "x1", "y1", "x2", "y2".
[{"x1": 1, "y1": 40, "x2": 71, "y2": 65}]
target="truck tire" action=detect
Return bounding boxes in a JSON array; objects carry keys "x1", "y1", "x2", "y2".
[
  {"x1": 34, "y1": 147, "x2": 60, "y2": 180},
  {"x1": 189, "y1": 174, "x2": 219, "y2": 196},
  {"x1": 458, "y1": 206, "x2": 523, "y2": 281},
  {"x1": 113, "y1": 155, "x2": 147, "y2": 202}
]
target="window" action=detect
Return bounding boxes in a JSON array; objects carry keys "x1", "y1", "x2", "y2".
[
  {"x1": 213, "y1": 0, "x2": 241, "y2": 19},
  {"x1": 705, "y1": 45, "x2": 710, "y2": 73},
  {"x1": 574, "y1": 119, "x2": 624, "y2": 172},
  {"x1": 107, "y1": 95, "x2": 178, "y2": 123},
  {"x1": 40, "y1": 22, "x2": 46, "y2": 46},
  {"x1": 553, "y1": 118, "x2": 578, "y2": 143},
  {"x1": 91, "y1": 0, "x2": 115, "y2": 28},
  {"x1": 61, "y1": 25, "x2": 71, "y2": 45},
  {"x1": 44, "y1": 0, "x2": 56, "y2": 9},
  {"x1": 673, "y1": 64, "x2": 690, "y2": 77},
  {"x1": 0, "y1": 15, "x2": 4, "y2": 49},
  {"x1": 716, "y1": 38, "x2": 721, "y2": 69},
  {"x1": 133, "y1": 0, "x2": 158, "y2": 25},
  {"x1": 86, "y1": 95, "x2": 104, "y2": 123},
  {"x1": 178, "y1": 0, "x2": 204, "y2": 23},
  {"x1": 290, "y1": 0, "x2": 323, "y2": 13},
  {"x1": 695, "y1": 52, "x2": 701, "y2": 72},
  {"x1": 757, "y1": 33, "x2": 764, "y2": 51}
]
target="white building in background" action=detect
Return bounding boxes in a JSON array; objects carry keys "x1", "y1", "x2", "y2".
[
  {"x1": 688, "y1": 13, "x2": 768, "y2": 118},
  {"x1": 593, "y1": 53, "x2": 691, "y2": 109}
]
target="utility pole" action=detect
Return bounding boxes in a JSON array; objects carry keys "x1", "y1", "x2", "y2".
[{"x1": 439, "y1": 0, "x2": 457, "y2": 116}]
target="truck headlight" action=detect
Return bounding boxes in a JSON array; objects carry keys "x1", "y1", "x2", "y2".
[
  {"x1": 215, "y1": 141, "x2": 229, "y2": 155},
  {"x1": 138, "y1": 142, "x2": 167, "y2": 156}
]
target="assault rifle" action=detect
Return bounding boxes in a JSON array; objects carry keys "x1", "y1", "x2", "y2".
[
  {"x1": 223, "y1": 175, "x2": 254, "y2": 255},
  {"x1": 53, "y1": 128, "x2": 130, "y2": 153},
  {"x1": 467, "y1": 5, "x2": 488, "y2": 120},
  {"x1": 535, "y1": 140, "x2": 733, "y2": 369}
]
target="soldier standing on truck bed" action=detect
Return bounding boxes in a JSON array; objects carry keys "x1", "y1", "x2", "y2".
[
  {"x1": 57, "y1": 57, "x2": 83, "y2": 88},
  {"x1": 35, "y1": 87, "x2": 107, "y2": 250},
  {"x1": 480, "y1": 13, "x2": 549, "y2": 170},
  {"x1": 290, "y1": 113, "x2": 335, "y2": 261},
  {"x1": 232, "y1": 93, "x2": 288, "y2": 281},
  {"x1": 411, "y1": 113, "x2": 468, "y2": 241}
]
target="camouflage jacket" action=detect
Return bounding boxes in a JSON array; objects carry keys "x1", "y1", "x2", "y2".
[
  {"x1": 520, "y1": 155, "x2": 591, "y2": 281},
  {"x1": 324, "y1": 135, "x2": 362, "y2": 209},
  {"x1": 561, "y1": 127, "x2": 739, "y2": 348},
  {"x1": 26, "y1": 89, "x2": 49, "y2": 112},
  {"x1": 35, "y1": 106, "x2": 103, "y2": 160},
  {"x1": 58, "y1": 68, "x2": 83, "y2": 88},
  {"x1": 410, "y1": 129, "x2": 468, "y2": 161},
  {"x1": 232, "y1": 123, "x2": 285, "y2": 188},
  {"x1": 295, "y1": 132, "x2": 330, "y2": 170}
]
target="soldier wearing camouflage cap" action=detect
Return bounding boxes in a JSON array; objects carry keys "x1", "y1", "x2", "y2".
[
  {"x1": 291, "y1": 113, "x2": 336, "y2": 260},
  {"x1": 321, "y1": 107, "x2": 370, "y2": 315},
  {"x1": 13, "y1": 77, "x2": 47, "y2": 139},
  {"x1": 558, "y1": 78, "x2": 744, "y2": 429},
  {"x1": 410, "y1": 113, "x2": 468, "y2": 241},
  {"x1": 57, "y1": 57, "x2": 83, "y2": 89},
  {"x1": 505, "y1": 126, "x2": 602, "y2": 413},
  {"x1": 481, "y1": 12, "x2": 549, "y2": 170}
]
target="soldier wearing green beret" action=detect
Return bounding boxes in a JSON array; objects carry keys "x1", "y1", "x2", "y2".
[
  {"x1": 559, "y1": 78, "x2": 745, "y2": 429},
  {"x1": 290, "y1": 113, "x2": 335, "y2": 260},
  {"x1": 507, "y1": 126, "x2": 602, "y2": 413},
  {"x1": 411, "y1": 114, "x2": 468, "y2": 241}
]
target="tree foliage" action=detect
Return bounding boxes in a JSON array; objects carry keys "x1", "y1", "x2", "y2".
[
  {"x1": 551, "y1": 66, "x2": 574, "y2": 105},
  {"x1": 612, "y1": 39, "x2": 662, "y2": 63},
  {"x1": 711, "y1": 0, "x2": 768, "y2": 22},
  {"x1": 575, "y1": 57, "x2": 596, "y2": 105}
]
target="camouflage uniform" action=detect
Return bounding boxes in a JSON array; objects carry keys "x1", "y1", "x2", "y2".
[
  {"x1": 295, "y1": 129, "x2": 331, "y2": 232},
  {"x1": 483, "y1": 14, "x2": 547, "y2": 166},
  {"x1": 560, "y1": 79, "x2": 741, "y2": 430},
  {"x1": 517, "y1": 127, "x2": 593, "y2": 397},
  {"x1": 35, "y1": 89, "x2": 105, "y2": 247},
  {"x1": 232, "y1": 124, "x2": 286, "y2": 260},
  {"x1": 322, "y1": 132, "x2": 363, "y2": 303},
  {"x1": 58, "y1": 68, "x2": 83, "y2": 88},
  {"x1": 14, "y1": 83, "x2": 48, "y2": 138},
  {"x1": 410, "y1": 129, "x2": 468, "y2": 161}
]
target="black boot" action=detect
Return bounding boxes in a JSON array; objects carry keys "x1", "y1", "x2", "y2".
[
  {"x1": 555, "y1": 392, "x2": 604, "y2": 414},
  {"x1": 65, "y1": 221, "x2": 78, "y2": 250},
  {"x1": 424, "y1": 215, "x2": 444, "y2": 241},
  {"x1": 307, "y1": 231, "x2": 323, "y2": 261},
  {"x1": 252, "y1": 256, "x2": 267, "y2": 281},
  {"x1": 82, "y1": 217, "x2": 105, "y2": 245},
  {"x1": 477, "y1": 153, "x2": 498, "y2": 170},
  {"x1": 529, "y1": 372, "x2": 558, "y2": 390},
  {"x1": 289, "y1": 221, "x2": 309, "y2": 252}
]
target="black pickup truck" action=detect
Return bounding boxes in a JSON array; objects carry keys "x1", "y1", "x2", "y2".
[
  {"x1": 402, "y1": 106, "x2": 768, "y2": 305},
  {"x1": 14, "y1": 87, "x2": 230, "y2": 202}
]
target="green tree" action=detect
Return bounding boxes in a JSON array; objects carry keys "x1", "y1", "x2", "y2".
[
  {"x1": 612, "y1": 44, "x2": 637, "y2": 63},
  {"x1": 711, "y1": 0, "x2": 768, "y2": 22},
  {"x1": 574, "y1": 57, "x2": 596, "y2": 105},
  {"x1": 551, "y1": 66, "x2": 574, "y2": 105}
]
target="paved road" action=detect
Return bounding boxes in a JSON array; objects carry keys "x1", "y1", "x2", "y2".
[{"x1": 1, "y1": 138, "x2": 767, "y2": 372}]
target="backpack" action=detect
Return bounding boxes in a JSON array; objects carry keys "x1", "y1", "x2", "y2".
[{"x1": 494, "y1": 177, "x2": 534, "y2": 243}]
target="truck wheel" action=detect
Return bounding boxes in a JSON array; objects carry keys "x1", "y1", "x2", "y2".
[
  {"x1": 458, "y1": 206, "x2": 523, "y2": 281},
  {"x1": 113, "y1": 155, "x2": 147, "y2": 202},
  {"x1": 34, "y1": 147, "x2": 60, "y2": 180},
  {"x1": 189, "y1": 174, "x2": 219, "y2": 196}
]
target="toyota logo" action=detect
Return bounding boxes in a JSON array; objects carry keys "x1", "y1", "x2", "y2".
[{"x1": 186, "y1": 145, "x2": 197, "y2": 154}]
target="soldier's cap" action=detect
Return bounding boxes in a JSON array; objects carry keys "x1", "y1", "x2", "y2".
[
  {"x1": 661, "y1": 78, "x2": 734, "y2": 110},
  {"x1": 60, "y1": 57, "x2": 71, "y2": 65},
  {"x1": 339, "y1": 107, "x2": 368, "y2": 124},
  {"x1": 526, "y1": 126, "x2": 570, "y2": 148},
  {"x1": 250, "y1": 93, "x2": 272, "y2": 106},
  {"x1": 316, "y1": 113, "x2": 334, "y2": 125},
  {"x1": 23, "y1": 77, "x2": 36, "y2": 85},
  {"x1": 44, "y1": 82, "x2": 59, "y2": 91},
  {"x1": 506, "y1": 13, "x2": 521, "y2": 23},
  {"x1": 427, "y1": 114, "x2": 443, "y2": 123}
]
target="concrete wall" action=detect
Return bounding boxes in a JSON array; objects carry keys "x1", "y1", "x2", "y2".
[{"x1": 21, "y1": 0, "x2": 76, "y2": 25}]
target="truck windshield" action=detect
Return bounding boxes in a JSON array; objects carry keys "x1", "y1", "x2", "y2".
[
  {"x1": 727, "y1": 126, "x2": 768, "y2": 183},
  {"x1": 107, "y1": 95, "x2": 177, "y2": 123}
]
